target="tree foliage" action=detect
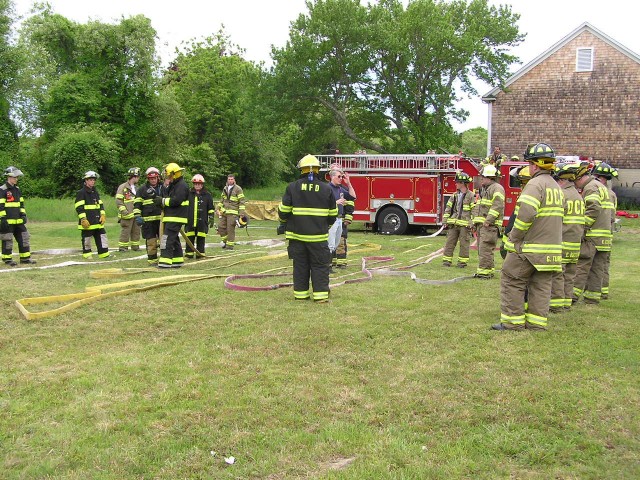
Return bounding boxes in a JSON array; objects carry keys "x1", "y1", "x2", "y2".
[
  {"x1": 0, "y1": 0, "x2": 19, "y2": 163},
  {"x1": 44, "y1": 126, "x2": 121, "y2": 197},
  {"x1": 270, "y1": 0, "x2": 523, "y2": 153},
  {"x1": 163, "y1": 33, "x2": 289, "y2": 187},
  {"x1": 460, "y1": 126, "x2": 488, "y2": 158}
]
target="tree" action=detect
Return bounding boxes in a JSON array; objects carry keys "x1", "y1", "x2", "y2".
[
  {"x1": 0, "y1": 0, "x2": 19, "y2": 163},
  {"x1": 460, "y1": 126, "x2": 488, "y2": 158},
  {"x1": 270, "y1": 0, "x2": 523, "y2": 153},
  {"x1": 164, "y1": 33, "x2": 289, "y2": 187},
  {"x1": 18, "y1": 9, "x2": 159, "y2": 162}
]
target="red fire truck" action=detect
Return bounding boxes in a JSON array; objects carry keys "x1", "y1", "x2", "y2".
[{"x1": 317, "y1": 153, "x2": 526, "y2": 235}]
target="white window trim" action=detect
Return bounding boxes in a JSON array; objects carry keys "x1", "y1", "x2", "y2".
[{"x1": 576, "y1": 47, "x2": 594, "y2": 72}]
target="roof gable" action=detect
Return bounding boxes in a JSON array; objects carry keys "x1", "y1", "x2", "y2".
[{"x1": 482, "y1": 22, "x2": 640, "y2": 101}]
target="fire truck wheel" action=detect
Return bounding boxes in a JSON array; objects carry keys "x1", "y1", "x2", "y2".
[{"x1": 378, "y1": 205, "x2": 408, "y2": 235}]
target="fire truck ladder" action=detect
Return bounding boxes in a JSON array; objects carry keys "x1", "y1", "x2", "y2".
[{"x1": 316, "y1": 154, "x2": 468, "y2": 173}]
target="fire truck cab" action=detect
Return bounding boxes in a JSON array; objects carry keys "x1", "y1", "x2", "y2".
[{"x1": 317, "y1": 153, "x2": 526, "y2": 235}]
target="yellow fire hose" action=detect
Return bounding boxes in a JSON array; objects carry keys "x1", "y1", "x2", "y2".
[{"x1": 14, "y1": 242, "x2": 383, "y2": 320}]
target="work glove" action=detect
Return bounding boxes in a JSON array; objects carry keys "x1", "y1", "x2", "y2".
[
  {"x1": 276, "y1": 224, "x2": 286, "y2": 235},
  {"x1": 21, "y1": 214, "x2": 27, "y2": 225},
  {"x1": 0, "y1": 217, "x2": 9, "y2": 234},
  {"x1": 100, "y1": 214, "x2": 106, "y2": 225},
  {"x1": 135, "y1": 216, "x2": 144, "y2": 227},
  {"x1": 208, "y1": 216, "x2": 215, "y2": 228},
  {"x1": 154, "y1": 196, "x2": 164, "y2": 207},
  {"x1": 80, "y1": 218, "x2": 91, "y2": 229},
  {"x1": 499, "y1": 243, "x2": 507, "y2": 259}
]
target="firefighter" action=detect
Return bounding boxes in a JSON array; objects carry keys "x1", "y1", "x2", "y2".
[
  {"x1": 493, "y1": 143, "x2": 563, "y2": 331},
  {"x1": 216, "y1": 173, "x2": 246, "y2": 250},
  {"x1": 592, "y1": 162, "x2": 618, "y2": 300},
  {"x1": 278, "y1": 154, "x2": 337, "y2": 302},
  {"x1": 442, "y1": 171, "x2": 475, "y2": 268},
  {"x1": 185, "y1": 174, "x2": 215, "y2": 258},
  {"x1": 572, "y1": 162, "x2": 613, "y2": 304},
  {"x1": 481, "y1": 146, "x2": 506, "y2": 170},
  {"x1": 133, "y1": 167, "x2": 163, "y2": 265},
  {"x1": 472, "y1": 164, "x2": 504, "y2": 279},
  {"x1": 327, "y1": 168, "x2": 356, "y2": 270},
  {"x1": 0, "y1": 167, "x2": 35, "y2": 266},
  {"x1": 155, "y1": 163, "x2": 189, "y2": 268},
  {"x1": 115, "y1": 167, "x2": 141, "y2": 251},
  {"x1": 602, "y1": 165, "x2": 618, "y2": 299},
  {"x1": 500, "y1": 165, "x2": 531, "y2": 260},
  {"x1": 75, "y1": 171, "x2": 110, "y2": 259},
  {"x1": 549, "y1": 161, "x2": 587, "y2": 313}
]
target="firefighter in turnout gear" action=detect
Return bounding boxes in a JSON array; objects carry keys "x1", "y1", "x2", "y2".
[
  {"x1": 278, "y1": 154, "x2": 337, "y2": 302},
  {"x1": 442, "y1": 171, "x2": 475, "y2": 268},
  {"x1": 115, "y1": 167, "x2": 141, "y2": 250},
  {"x1": 216, "y1": 174, "x2": 245, "y2": 250},
  {"x1": 1, "y1": 167, "x2": 35, "y2": 266},
  {"x1": 75, "y1": 171, "x2": 110, "y2": 259},
  {"x1": 327, "y1": 168, "x2": 356, "y2": 270},
  {"x1": 494, "y1": 143, "x2": 563, "y2": 331},
  {"x1": 185, "y1": 174, "x2": 215, "y2": 258},
  {"x1": 500, "y1": 165, "x2": 532, "y2": 260},
  {"x1": 155, "y1": 163, "x2": 189, "y2": 268},
  {"x1": 472, "y1": 164, "x2": 505, "y2": 278},
  {"x1": 133, "y1": 167, "x2": 163, "y2": 265},
  {"x1": 592, "y1": 162, "x2": 618, "y2": 300},
  {"x1": 549, "y1": 161, "x2": 586, "y2": 313},
  {"x1": 572, "y1": 162, "x2": 613, "y2": 304}
]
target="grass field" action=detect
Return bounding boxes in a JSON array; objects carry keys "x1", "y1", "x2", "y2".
[{"x1": 1, "y1": 213, "x2": 639, "y2": 479}]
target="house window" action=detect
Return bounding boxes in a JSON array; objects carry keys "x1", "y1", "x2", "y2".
[{"x1": 576, "y1": 47, "x2": 594, "y2": 72}]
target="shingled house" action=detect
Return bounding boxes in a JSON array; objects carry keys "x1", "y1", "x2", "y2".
[{"x1": 482, "y1": 22, "x2": 640, "y2": 186}]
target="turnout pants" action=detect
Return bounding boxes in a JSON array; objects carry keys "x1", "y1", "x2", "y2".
[
  {"x1": 288, "y1": 239, "x2": 331, "y2": 301},
  {"x1": 185, "y1": 228, "x2": 207, "y2": 257},
  {"x1": 118, "y1": 217, "x2": 141, "y2": 250},
  {"x1": 81, "y1": 228, "x2": 110, "y2": 259},
  {"x1": 335, "y1": 224, "x2": 348, "y2": 267},
  {"x1": 442, "y1": 226, "x2": 471, "y2": 265},
  {"x1": 550, "y1": 262, "x2": 578, "y2": 310},
  {"x1": 476, "y1": 225, "x2": 499, "y2": 276},
  {"x1": 141, "y1": 220, "x2": 160, "y2": 263},
  {"x1": 500, "y1": 252, "x2": 553, "y2": 330},
  {"x1": 1, "y1": 224, "x2": 32, "y2": 262},
  {"x1": 573, "y1": 239, "x2": 607, "y2": 303},
  {"x1": 218, "y1": 214, "x2": 236, "y2": 247},
  {"x1": 159, "y1": 222, "x2": 184, "y2": 268}
]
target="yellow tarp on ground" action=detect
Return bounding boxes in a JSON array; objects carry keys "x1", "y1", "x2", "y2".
[{"x1": 245, "y1": 201, "x2": 280, "y2": 221}]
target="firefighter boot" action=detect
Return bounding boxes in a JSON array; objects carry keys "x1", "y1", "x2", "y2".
[{"x1": 20, "y1": 258, "x2": 37, "y2": 265}]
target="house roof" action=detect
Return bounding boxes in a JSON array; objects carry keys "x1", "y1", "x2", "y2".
[{"x1": 482, "y1": 22, "x2": 640, "y2": 102}]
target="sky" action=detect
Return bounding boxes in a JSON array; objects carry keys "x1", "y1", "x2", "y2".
[{"x1": 10, "y1": 0, "x2": 640, "y2": 132}]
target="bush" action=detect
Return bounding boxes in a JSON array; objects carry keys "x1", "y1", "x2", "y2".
[{"x1": 45, "y1": 126, "x2": 122, "y2": 196}]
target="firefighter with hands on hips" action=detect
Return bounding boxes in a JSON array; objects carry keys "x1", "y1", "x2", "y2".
[
  {"x1": 155, "y1": 163, "x2": 189, "y2": 268},
  {"x1": 216, "y1": 173, "x2": 245, "y2": 250},
  {"x1": 472, "y1": 164, "x2": 505, "y2": 279},
  {"x1": 185, "y1": 174, "x2": 215, "y2": 259},
  {"x1": 75, "y1": 170, "x2": 110, "y2": 259},
  {"x1": 494, "y1": 143, "x2": 564, "y2": 331},
  {"x1": 592, "y1": 162, "x2": 618, "y2": 300},
  {"x1": 327, "y1": 167, "x2": 356, "y2": 271},
  {"x1": 278, "y1": 154, "x2": 337, "y2": 302},
  {"x1": 115, "y1": 167, "x2": 141, "y2": 251},
  {"x1": 442, "y1": 171, "x2": 475, "y2": 268},
  {"x1": 572, "y1": 161, "x2": 613, "y2": 304},
  {"x1": 0, "y1": 167, "x2": 36, "y2": 266},
  {"x1": 549, "y1": 161, "x2": 586, "y2": 313},
  {"x1": 133, "y1": 167, "x2": 163, "y2": 265}
]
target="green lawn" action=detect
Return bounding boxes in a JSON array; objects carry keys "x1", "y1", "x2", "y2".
[{"x1": 1, "y1": 216, "x2": 638, "y2": 479}]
